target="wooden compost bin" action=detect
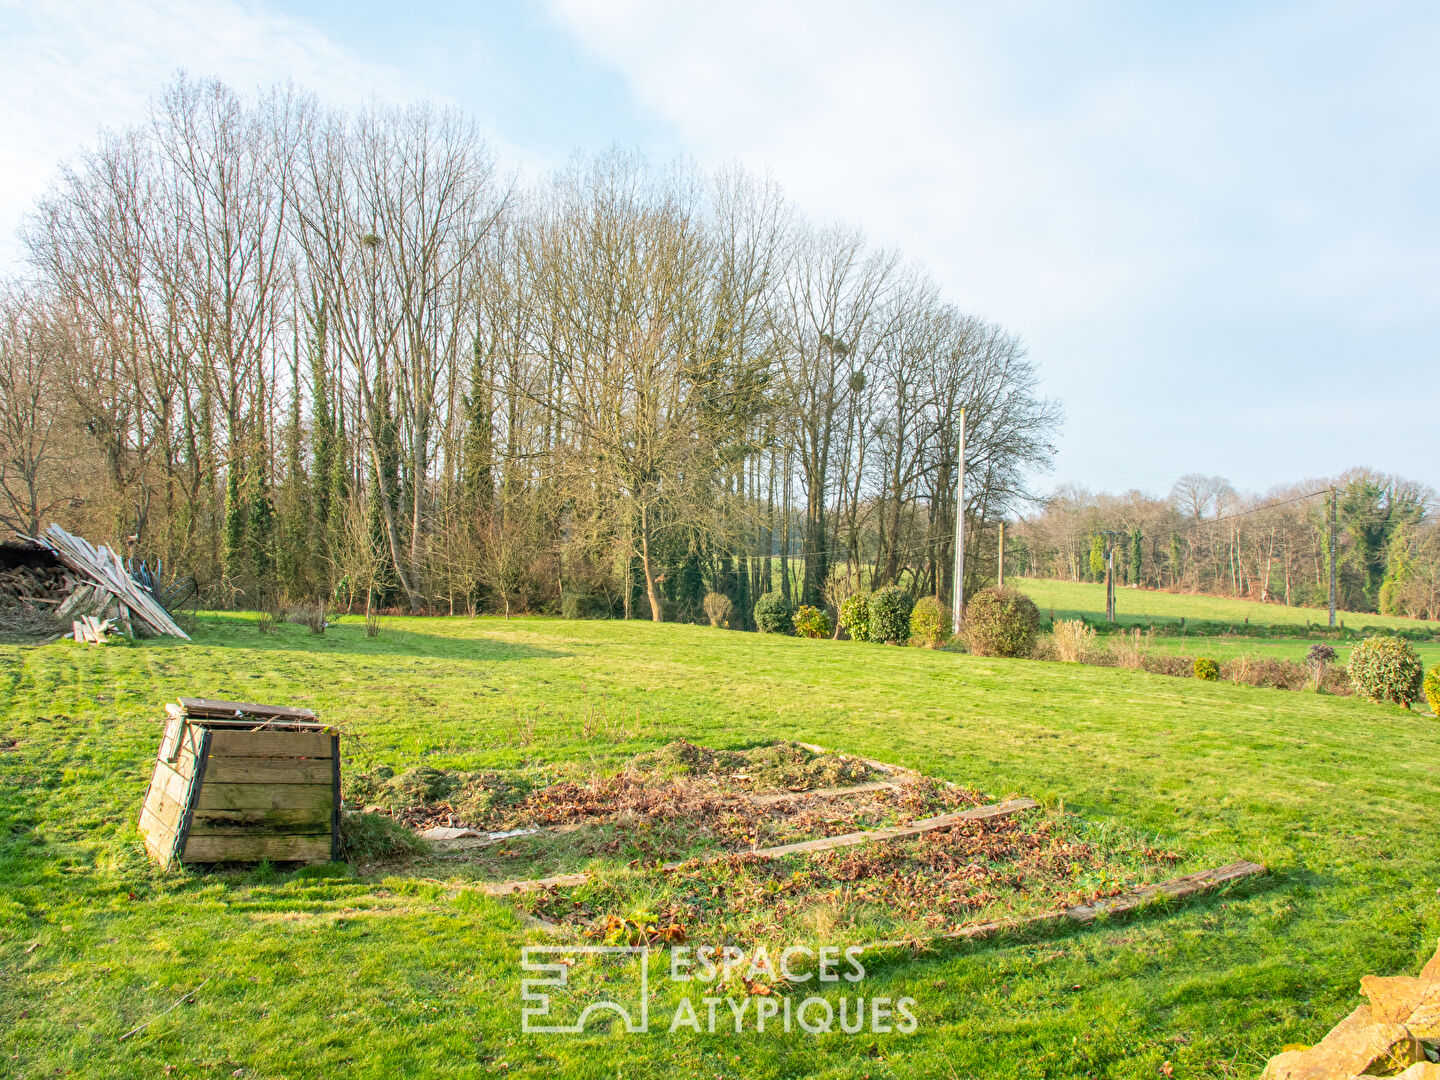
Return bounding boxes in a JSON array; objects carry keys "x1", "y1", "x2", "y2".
[{"x1": 139, "y1": 698, "x2": 339, "y2": 868}]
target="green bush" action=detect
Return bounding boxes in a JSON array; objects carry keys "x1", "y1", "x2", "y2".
[
  {"x1": 339, "y1": 810, "x2": 428, "y2": 863},
  {"x1": 908, "y1": 595, "x2": 952, "y2": 648},
  {"x1": 561, "y1": 592, "x2": 613, "y2": 619},
  {"x1": 792, "y1": 604, "x2": 832, "y2": 639},
  {"x1": 868, "y1": 586, "x2": 914, "y2": 645},
  {"x1": 752, "y1": 590, "x2": 793, "y2": 634},
  {"x1": 1347, "y1": 636, "x2": 1424, "y2": 706},
  {"x1": 701, "y1": 591, "x2": 734, "y2": 628},
  {"x1": 1193, "y1": 657, "x2": 1219, "y2": 681},
  {"x1": 1424, "y1": 667, "x2": 1440, "y2": 716},
  {"x1": 961, "y1": 586, "x2": 1039, "y2": 658},
  {"x1": 838, "y1": 594, "x2": 871, "y2": 642}
]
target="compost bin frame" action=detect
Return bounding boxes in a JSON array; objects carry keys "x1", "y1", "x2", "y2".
[{"x1": 139, "y1": 698, "x2": 339, "y2": 868}]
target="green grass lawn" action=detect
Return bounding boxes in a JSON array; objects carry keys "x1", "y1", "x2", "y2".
[
  {"x1": 1014, "y1": 577, "x2": 1440, "y2": 669},
  {"x1": 1013, "y1": 577, "x2": 1440, "y2": 633},
  {"x1": 3, "y1": 614, "x2": 1439, "y2": 1079}
]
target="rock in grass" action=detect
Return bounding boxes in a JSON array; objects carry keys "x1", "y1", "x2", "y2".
[
  {"x1": 1361, "y1": 975, "x2": 1440, "y2": 1036},
  {"x1": 1258, "y1": 1004, "x2": 1422, "y2": 1079},
  {"x1": 1422, "y1": 939, "x2": 1440, "y2": 981}
]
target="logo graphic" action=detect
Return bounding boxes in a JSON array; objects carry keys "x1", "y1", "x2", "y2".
[{"x1": 520, "y1": 945, "x2": 651, "y2": 1034}]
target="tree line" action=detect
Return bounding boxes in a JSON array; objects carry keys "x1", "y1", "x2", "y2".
[
  {"x1": 0, "y1": 76, "x2": 1060, "y2": 625},
  {"x1": 1010, "y1": 470, "x2": 1439, "y2": 620}
]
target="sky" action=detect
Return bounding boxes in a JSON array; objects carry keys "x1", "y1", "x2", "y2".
[{"x1": 1, "y1": 0, "x2": 1436, "y2": 499}]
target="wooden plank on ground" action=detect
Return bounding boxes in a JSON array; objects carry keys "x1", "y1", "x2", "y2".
[
  {"x1": 482, "y1": 797, "x2": 1041, "y2": 896},
  {"x1": 483, "y1": 872, "x2": 590, "y2": 896},
  {"x1": 206, "y1": 730, "x2": 333, "y2": 758},
  {"x1": 179, "y1": 698, "x2": 318, "y2": 722},
  {"x1": 200, "y1": 757, "x2": 333, "y2": 784},
  {"x1": 860, "y1": 860, "x2": 1269, "y2": 951},
  {"x1": 194, "y1": 783, "x2": 334, "y2": 811},
  {"x1": 750, "y1": 780, "x2": 901, "y2": 807},
  {"x1": 703, "y1": 797, "x2": 1040, "y2": 863},
  {"x1": 181, "y1": 834, "x2": 334, "y2": 863},
  {"x1": 1061, "y1": 860, "x2": 1267, "y2": 924}
]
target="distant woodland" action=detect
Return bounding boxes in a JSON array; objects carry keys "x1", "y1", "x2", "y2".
[
  {"x1": 5, "y1": 78, "x2": 1431, "y2": 626},
  {"x1": 1012, "y1": 471, "x2": 1439, "y2": 620},
  {"x1": 0, "y1": 77, "x2": 1060, "y2": 624}
]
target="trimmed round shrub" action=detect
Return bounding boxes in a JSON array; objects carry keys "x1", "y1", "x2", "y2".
[
  {"x1": 868, "y1": 586, "x2": 915, "y2": 645},
  {"x1": 792, "y1": 604, "x2": 832, "y2": 639},
  {"x1": 1193, "y1": 657, "x2": 1219, "y2": 681},
  {"x1": 1347, "y1": 636, "x2": 1424, "y2": 706},
  {"x1": 1424, "y1": 667, "x2": 1440, "y2": 716},
  {"x1": 909, "y1": 595, "x2": 952, "y2": 648},
  {"x1": 961, "y1": 586, "x2": 1039, "y2": 658},
  {"x1": 838, "y1": 593, "x2": 871, "y2": 642},
  {"x1": 702, "y1": 591, "x2": 734, "y2": 628},
  {"x1": 752, "y1": 590, "x2": 793, "y2": 634}
]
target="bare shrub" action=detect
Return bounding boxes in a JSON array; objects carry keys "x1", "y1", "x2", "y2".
[
  {"x1": 1051, "y1": 618, "x2": 1096, "y2": 663},
  {"x1": 1142, "y1": 654, "x2": 1196, "y2": 678},
  {"x1": 365, "y1": 611, "x2": 381, "y2": 638},
  {"x1": 256, "y1": 609, "x2": 277, "y2": 635},
  {"x1": 1028, "y1": 635, "x2": 1057, "y2": 661},
  {"x1": 1109, "y1": 627, "x2": 1152, "y2": 670},
  {"x1": 702, "y1": 591, "x2": 734, "y2": 628},
  {"x1": 306, "y1": 601, "x2": 328, "y2": 634}
]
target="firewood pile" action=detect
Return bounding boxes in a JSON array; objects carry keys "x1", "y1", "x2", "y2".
[{"x1": 0, "y1": 524, "x2": 190, "y2": 643}]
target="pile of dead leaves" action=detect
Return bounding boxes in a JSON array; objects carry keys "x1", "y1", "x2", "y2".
[{"x1": 531, "y1": 814, "x2": 1182, "y2": 945}]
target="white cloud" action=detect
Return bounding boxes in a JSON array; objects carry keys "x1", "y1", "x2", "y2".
[
  {"x1": 545, "y1": 0, "x2": 1440, "y2": 490},
  {"x1": 0, "y1": 0, "x2": 427, "y2": 266}
]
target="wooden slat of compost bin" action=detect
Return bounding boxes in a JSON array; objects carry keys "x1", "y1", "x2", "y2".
[
  {"x1": 179, "y1": 698, "x2": 319, "y2": 722},
  {"x1": 195, "y1": 783, "x2": 334, "y2": 811},
  {"x1": 201, "y1": 757, "x2": 333, "y2": 784},
  {"x1": 182, "y1": 834, "x2": 334, "y2": 862},
  {"x1": 144, "y1": 766, "x2": 192, "y2": 826},
  {"x1": 206, "y1": 730, "x2": 333, "y2": 758},
  {"x1": 188, "y1": 806, "x2": 332, "y2": 835},
  {"x1": 140, "y1": 805, "x2": 179, "y2": 858}
]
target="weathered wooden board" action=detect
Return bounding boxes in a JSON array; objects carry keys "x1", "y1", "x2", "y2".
[
  {"x1": 179, "y1": 698, "x2": 319, "y2": 722},
  {"x1": 194, "y1": 782, "x2": 334, "y2": 811},
  {"x1": 708, "y1": 797, "x2": 1040, "y2": 862},
  {"x1": 484, "y1": 797, "x2": 1042, "y2": 896},
  {"x1": 182, "y1": 834, "x2": 335, "y2": 862},
  {"x1": 201, "y1": 757, "x2": 334, "y2": 785},
  {"x1": 143, "y1": 767, "x2": 191, "y2": 830},
  {"x1": 207, "y1": 730, "x2": 333, "y2": 758},
  {"x1": 189, "y1": 806, "x2": 332, "y2": 834},
  {"x1": 142, "y1": 705, "x2": 339, "y2": 867},
  {"x1": 139, "y1": 805, "x2": 179, "y2": 853}
]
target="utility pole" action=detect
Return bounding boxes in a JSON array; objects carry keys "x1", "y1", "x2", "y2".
[
  {"x1": 1328, "y1": 487, "x2": 1337, "y2": 627},
  {"x1": 1099, "y1": 529, "x2": 1125, "y2": 622},
  {"x1": 997, "y1": 521, "x2": 1005, "y2": 587},
  {"x1": 1105, "y1": 538, "x2": 1115, "y2": 622},
  {"x1": 951, "y1": 407, "x2": 966, "y2": 629}
]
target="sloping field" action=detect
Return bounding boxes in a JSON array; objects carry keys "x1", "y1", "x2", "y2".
[
  {"x1": 2, "y1": 614, "x2": 1438, "y2": 1078},
  {"x1": 1013, "y1": 576, "x2": 1440, "y2": 632}
]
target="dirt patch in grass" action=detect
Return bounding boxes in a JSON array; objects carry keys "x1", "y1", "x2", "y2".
[
  {"x1": 523, "y1": 811, "x2": 1185, "y2": 952},
  {"x1": 346, "y1": 740, "x2": 899, "y2": 836}
]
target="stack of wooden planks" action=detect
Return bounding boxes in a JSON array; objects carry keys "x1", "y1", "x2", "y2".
[
  {"x1": 139, "y1": 698, "x2": 339, "y2": 868},
  {"x1": 22, "y1": 524, "x2": 189, "y2": 640}
]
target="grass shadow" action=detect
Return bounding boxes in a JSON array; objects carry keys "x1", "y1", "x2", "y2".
[{"x1": 174, "y1": 614, "x2": 572, "y2": 663}]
